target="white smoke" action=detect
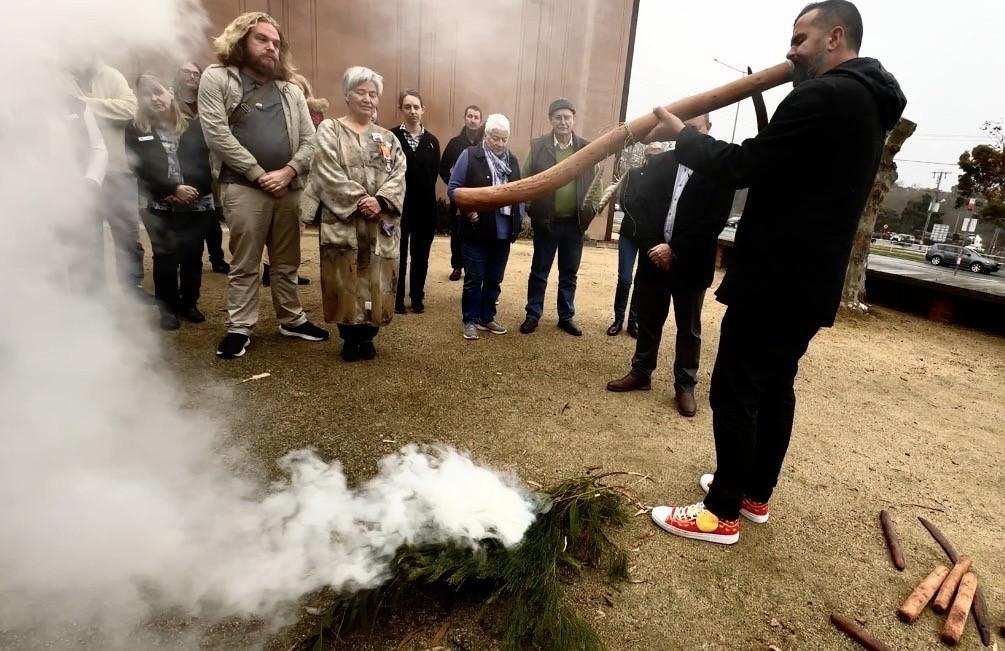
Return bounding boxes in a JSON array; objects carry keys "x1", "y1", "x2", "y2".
[{"x1": 0, "y1": 1, "x2": 536, "y2": 647}]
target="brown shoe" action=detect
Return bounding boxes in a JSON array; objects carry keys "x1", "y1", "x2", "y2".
[
  {"x1": 675, "y1": 389, "x2": 697, "y2": 417},
  {"x1": 606, "y1": 373, "x2": 651, "y2": 392}
]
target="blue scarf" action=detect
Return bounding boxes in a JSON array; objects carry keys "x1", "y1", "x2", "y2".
[{"x1": 483, "y1": 143, "x2": 512, "y2": 186}]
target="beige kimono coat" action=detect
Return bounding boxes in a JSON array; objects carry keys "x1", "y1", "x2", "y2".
[{"x1": 301, "y1": 118, "x2": 407, "y2": 326}]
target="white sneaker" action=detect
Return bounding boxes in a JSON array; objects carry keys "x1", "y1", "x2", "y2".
[
  {"x1": 698, "y1": 473, "x2": 770, "y2": 523},
  {"x1": 463, "y1": 322, "x2": 480, "y2": 340}
]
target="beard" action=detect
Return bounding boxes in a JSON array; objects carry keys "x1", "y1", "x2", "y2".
[
  {"x1": 791, "y1": 51, "x2": 826, "y2": 86},
  {"x1": 248, "y1": 53, "x2": 279, "y2": 79}
]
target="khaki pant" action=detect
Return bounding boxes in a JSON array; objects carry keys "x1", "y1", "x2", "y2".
[{"x1": 220, "y1": 183, "x2": 307, "y2": 335}]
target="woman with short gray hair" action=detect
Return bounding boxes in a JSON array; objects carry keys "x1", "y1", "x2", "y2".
[
  {"x1": 446, "y1": 113, "x2": 522, "y2": 341},
  {"x1": 300, "y1": 66, "x2": 406, "y2": 361}
]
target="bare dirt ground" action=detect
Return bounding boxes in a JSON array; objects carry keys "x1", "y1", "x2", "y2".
[{"x1": 156, "y1": 231, "x2": 1003, "y2": 650}]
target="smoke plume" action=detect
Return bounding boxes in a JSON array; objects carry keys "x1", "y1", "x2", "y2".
[{"x1": 0, "y1": 2, "x2": 536, "y2": 648}]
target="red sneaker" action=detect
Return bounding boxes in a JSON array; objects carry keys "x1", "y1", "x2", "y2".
[
  {"x1": 650, "y1": 501, "x2": 739, "y2": 545},
  {"x1": 699, "y1": 473, "x2": 770, "y2": 523}
]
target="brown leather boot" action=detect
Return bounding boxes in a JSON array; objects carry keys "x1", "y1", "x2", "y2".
[
  {"x1": 606, "y1": 372, "x2": 651, "y2": 392},
  {"x1": 675, "y1": 389, "x2": 697, "y2": 417}
]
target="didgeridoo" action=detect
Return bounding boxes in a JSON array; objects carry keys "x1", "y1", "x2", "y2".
[{"x1": 454, "y1": 61, "x2": 794, "y2": 212}]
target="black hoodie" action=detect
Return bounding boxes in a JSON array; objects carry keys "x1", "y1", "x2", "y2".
[{"x1": 675, "y1": 57, "x2": 907, "y2": 327}]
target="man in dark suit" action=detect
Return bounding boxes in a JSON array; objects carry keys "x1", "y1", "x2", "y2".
[
  {"x1": 646, "y1": 0, "x2": 906, "y2": 546},
  {"x1": 606, "y1": 115, "x2": 734, "y2": 418}
]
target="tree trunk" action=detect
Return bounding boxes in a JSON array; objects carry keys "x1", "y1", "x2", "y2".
[{"x1": 841, "y1": 118, "x2": 917, "y2": 312}]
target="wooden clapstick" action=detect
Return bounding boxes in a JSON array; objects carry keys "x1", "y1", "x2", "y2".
[
  {"x1": 454, "y1": 61, "x2": 794, "y2": 212},
  {"x1": 933, "y1": 556, "x2": 972, "y2": 614},
  {"x1": 941, "y1": 572, "x2": 978, "y2": 646},
  {"x1": 830, "y1": 613, "x2": 892, "y2": 651},
  {"x1": 879, "y1": 510, "x2": 905, "y2": 570},
  {"x1": 897, "y1": 565, "x2": 949, "y2": 623}
]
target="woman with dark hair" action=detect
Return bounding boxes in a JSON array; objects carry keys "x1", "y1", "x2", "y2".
[
  {"x1": 125, "y1": 73, "x2": 214, "y2": 330},
  {"x1": 390, "y1": 90, "x2": 440, "y2": 314}
]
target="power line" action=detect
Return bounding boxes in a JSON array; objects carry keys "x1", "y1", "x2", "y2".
[{"x1": 896, "y1": 158, "x2": 961, "y2": 166}]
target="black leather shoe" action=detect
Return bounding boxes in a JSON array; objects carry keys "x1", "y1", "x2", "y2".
[
  {"x1": 519, "y1": 317, "x2": 539, "y2": 334},
  {"x1": 627, "y1": 322, "x2": 639, "y2": 338},
  {"x1": 297, "y1": 276, "x2": 311, "y2": 285},
  {"x1": 395, "y1": 303, "x2": 407, "y2": 315},
  {"x1": 558, "y1": 320, "x2": 583, "y2": 336},
  {"x1": 159, "y1": 312, "x2": 180, "y2": 331},
  {"x1": 412, "y1": 300, "x2": 425, "y2": 314},
  {"x1": 179, "y1": 306, "x2": 206, "y2": 323},
  {"x1": 211, "y1": 260, "x2": 230, "y2": 274},
  {"x1": 606, "y1": 321, "x2": 623, "y2": 336}
]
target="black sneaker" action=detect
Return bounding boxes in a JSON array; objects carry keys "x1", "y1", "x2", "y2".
[
  {"x1": 341, "y1": 341, "x2": 361, "y2": 362},
  {"x1": 179, "y1": 306, "x2": 206, "y2": 323},
  {"x1": 519, "y1": 317, "x2": 539, "y2": 334},
  {"x1": 261, "y1": 264, "x2": 270, "y2": 287},
  {"x1": 159, "y1": 312, "x2": 180, "y2": 331},
  {"x1": 217, "y1": 332, "x2": 250, "y2": 358},
  {"x1": 359, "y1": 341, "x2": 377, "y2": 360},
  {"x1": 279, "y1": 320, "x2": 330, "y2": 341},
  {"x1": 211, "y1": 260, "x2": 231, "y2": 274}
]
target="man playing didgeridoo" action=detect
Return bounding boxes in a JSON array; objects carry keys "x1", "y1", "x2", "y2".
[{"x1": 647, "y1": 0, "x2": 906, "y2": 545}]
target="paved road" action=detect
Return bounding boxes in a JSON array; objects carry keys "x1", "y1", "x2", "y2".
[
  {"x1": 717, "y1": 228, "x2": 1005, "y2": 302},
  {"x1": 866, "y1": 254, "x2": 1005, "y2": 299}
]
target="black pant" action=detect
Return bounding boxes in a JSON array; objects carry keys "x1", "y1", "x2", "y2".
[
  {"x1": 396, "y1": 222, "x2": 435, "y2": 306},
  {"x1": 449, "y1": 203, "x2": 463, "y2": 271},
  {"x1": 205, "y1": 208, "x2": 226, "y2": 265},
  {"x1": 141, "y1": 208, "x2": 208, "y2": 313},
  {"x1": 703, "y1": 306, "x2": 820, "y2": 520},
  {"x1": 630, "y1": 269, "x2": 705, "y2": 391}
]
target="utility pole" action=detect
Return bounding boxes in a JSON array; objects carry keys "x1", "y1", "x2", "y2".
[{"x1": 921, "y1": 169, "x2": 950, "y2": 243}]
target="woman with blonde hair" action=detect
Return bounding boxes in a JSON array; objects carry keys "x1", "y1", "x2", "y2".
[
  {"x1": 301, "y1": 66, "x2": 406, "y2": 361},
  {"x1": 126, "y1": 73, "x2": 214, "y2": 330}
]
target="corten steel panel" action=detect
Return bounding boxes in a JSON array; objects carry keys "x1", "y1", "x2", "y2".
[{"x1": 197, "y1": 0, "x2": 635, "y2": 217}]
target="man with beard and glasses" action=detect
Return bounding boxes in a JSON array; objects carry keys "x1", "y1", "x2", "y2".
[
  {"x1": 174, "y1": 61, "x2": 229, "y2": 275},
  {"x1": 199, "y1": 12, "x2": 328, "y2": 359},
  {"x1": 644, "y1": 0, "x2": 906, "y2": 546}
]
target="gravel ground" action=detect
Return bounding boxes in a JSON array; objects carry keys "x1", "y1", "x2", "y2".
[{"x1": 37, "y1": 230, "x2": 1003, "y2": 651}]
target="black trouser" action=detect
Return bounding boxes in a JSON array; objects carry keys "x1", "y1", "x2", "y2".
[
  {"x1": 703, "y1": 306, "x2": 820, "y2": 520},
  {"x1": 630, "y1": 274, "x2": 705, "y2": 391},
  {"x1": 396, "y1": 222, "x2": 435, "y2": 306},
  {"x1": 140, "y1": 208, "x2": 209, "y2": 313},
  {"x1": 449, "y1": 202, "x2": 463, "y2": 270},
  {"x1": 337, "y1": 323, "x2": 379, "y2": 344},
  {"x1": 205, "y1": 208, "x2": 226, "y2": 265}
]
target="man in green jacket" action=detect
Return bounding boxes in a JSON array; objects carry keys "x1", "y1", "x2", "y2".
[{"x1": 519, "y1": 98, "x2": 598, "y2": 337}]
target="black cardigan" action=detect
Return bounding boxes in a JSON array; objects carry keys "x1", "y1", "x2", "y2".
[
  {"x1": 390, "y1": 126, "x2": 441, "y2": 231},
  {"x1": 124, "y1": 117, "x2": 213, "y2": 204}
]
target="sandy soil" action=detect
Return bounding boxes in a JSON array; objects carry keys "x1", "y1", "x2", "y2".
[{"x1": 134, "y1": 231, "x2": 1004, "y2": 650}]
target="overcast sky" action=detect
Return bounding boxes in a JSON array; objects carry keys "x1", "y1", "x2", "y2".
[{"x1": 627, "y1": 0, "x2": 1003, "y2": 190}]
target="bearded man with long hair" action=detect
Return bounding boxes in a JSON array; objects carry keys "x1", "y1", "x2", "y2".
[{"x1": 198, "y1": 12, "x2": 328, "y2": 359}]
